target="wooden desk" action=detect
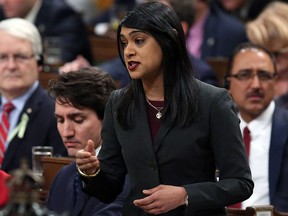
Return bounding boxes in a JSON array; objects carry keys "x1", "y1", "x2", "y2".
[{"x1": 227, "y1": 205, "x2": 288, "y2": 216}]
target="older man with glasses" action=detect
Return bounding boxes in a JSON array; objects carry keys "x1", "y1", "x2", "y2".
[
  {"x1": 225, "y1": 42, "x2": 288, "y2": 212},
  {"x1": 0, "y1": 18, "x2": 67, "y2": 173}
]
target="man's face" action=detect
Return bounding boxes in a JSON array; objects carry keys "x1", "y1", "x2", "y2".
[
  {"x1": 0, "y1": 31, "x2": 39, "y2": 99},
  {"x1": 228, "y1": 49, "x2": 276, "y2": 123},
  {"x1": 0, "y1": 0, "x2": 35, "y2": 18},
  {"x1": 55, "y1": 101, "x2": 102, "y2": 157}
]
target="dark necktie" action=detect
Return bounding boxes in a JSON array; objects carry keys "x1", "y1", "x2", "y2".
[
  {"x1": 228, "y1": 126, "x2": 251, "y2": 209},
  {"x1": 243, "y1": 126, "x2": 251, "y2": 157},
  {"x1": 0, "y1": 102, "x2": 14, "y2": 166},
  {"x1": 73, "y1": 172, "x2": 80, "y2": 205}
]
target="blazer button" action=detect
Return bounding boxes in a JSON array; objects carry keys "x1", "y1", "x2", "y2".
[{"x1": 207, "y1": 37, "x2": 215, "y2": 46}]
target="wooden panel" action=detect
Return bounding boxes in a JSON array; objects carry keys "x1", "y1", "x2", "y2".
[
  {"x1": 89, "y1": 35, "x2": 118, "y2": 64},
  {"x1": 39, "y1": 71, "x2": 59, "y2": 89},
  {"x1": 206, "y1": 57, "x2": 228, "y2": 88},
  {"x1": 41, "y1": 156, "x2": 75, "y2": 191}
]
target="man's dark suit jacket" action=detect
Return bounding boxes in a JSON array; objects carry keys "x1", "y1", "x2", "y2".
[
  {"x1": 0, "y1": 0, "x2": 92, "y2": 63},
  {"x1": 200, "y1": 2, "x2": 248, "y2": 60},
  {"x1": 269, "y1": 106, "x2": 288, "y2": 211},
  {"x1": 99, "y1": 55, "x2": 217, "y2": 88},
  {"x1": 47, "y1": 162, "x2": 129, "y2": 216},
  {"x1": 81, "y1": 81, "x2": 253, "y2": 216},
  {"x1": 1, "y1": 84, "x2": 67, "y2": 173}
]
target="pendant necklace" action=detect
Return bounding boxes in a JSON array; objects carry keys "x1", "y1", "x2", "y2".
[{"x1": 146, "y1": 98, "x2": 164, "y2": 119}]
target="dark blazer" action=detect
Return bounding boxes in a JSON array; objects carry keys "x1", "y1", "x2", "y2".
[
  {"x1": 200, "y1": 2, "x2": 248, "y2": 60},
  {"x1": 0, "y1": 0, "x2": 93, "y2": 63},
  {"x1": 47, "y1": 162, "x2": 129, "y2": 216},
  {"x1": 99, "y1": 56, "x2": 217, "y2": 88},
  {"x1": 269, "y1": 106, "x2": 288, "y2": 211},
  {"x1": 1, "y1": 84, "x2": 67, "y2": 173},
  {"x1": 275, "y1": 93, "x2": 288, "y2": 109},
  {"x1": 82, "y1": 81, "x2": 253, "y2": 216}
]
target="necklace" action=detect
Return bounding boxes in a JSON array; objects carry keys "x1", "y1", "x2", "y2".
[{"x1": 146, "y1": 98, "x2": 164, "y2": 119}]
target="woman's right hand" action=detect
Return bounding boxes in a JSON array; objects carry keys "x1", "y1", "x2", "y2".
[{"x1": 76, "y1": 139, "x2": 100, "y2": 175}]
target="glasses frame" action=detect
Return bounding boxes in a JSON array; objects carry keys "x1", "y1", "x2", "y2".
[
  {"x1": 0, "y1": 53, "x2": 35, "y2": 65},
  {"x1": 226, "y1": 69, "x2": 277, "y2": 82}
]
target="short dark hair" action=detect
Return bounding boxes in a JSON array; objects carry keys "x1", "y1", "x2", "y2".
[
  {"x1": 227, "y1": 42, "x2": 277, "y2": 76},
  {"x1": 166, "y1": 0, "x2": 196, "y2": 28},
  {"x1": 224, "y1": 42, "x2": 277, "y2": 89},
  {"x1": 48, "y1": 67, "x2": 116, "y2": 120}
]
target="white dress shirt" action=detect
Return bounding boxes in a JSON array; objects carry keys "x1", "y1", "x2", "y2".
[{"x1": 238, "y1": 101, "x2": 275, "y2": 208}]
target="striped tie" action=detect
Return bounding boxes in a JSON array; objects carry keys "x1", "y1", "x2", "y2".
[{"x1": 0, "y1": 102, "x2": 14, "y2": 165}]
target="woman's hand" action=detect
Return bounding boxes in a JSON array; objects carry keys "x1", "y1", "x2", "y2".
[
  {"x1": 133, "y1": 185, "x2": 187, "y2": 215},
  {"x1": 76, "y1": 139, "x2": 99, "y2": 175}
]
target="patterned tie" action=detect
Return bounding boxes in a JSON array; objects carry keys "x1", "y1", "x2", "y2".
[
  {"x1": 73, "y1": 172, "x2": 80, "y2": 205},
  {"x1": 0, "y1": 102, "x2": 14, "y2": 165},
  {"x1": 228, "y1": 126, "x2": 251, "y2": 209}
]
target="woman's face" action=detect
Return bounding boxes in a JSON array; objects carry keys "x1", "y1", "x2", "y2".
[{"x1": 119, "y1": 26, "x2": 163, "y2": 82}]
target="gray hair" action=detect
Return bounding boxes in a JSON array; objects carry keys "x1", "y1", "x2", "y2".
[{"x1": 0, "y1": 18, "x2": 42, "y2": 58}]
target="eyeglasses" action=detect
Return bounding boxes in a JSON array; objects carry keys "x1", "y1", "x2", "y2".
[
  {"x1": 0, "y1": 53, "x2": 35, "y2": 64},
  {"x1": 227, "y1": 69, "x2": 277, "y2": 82}
]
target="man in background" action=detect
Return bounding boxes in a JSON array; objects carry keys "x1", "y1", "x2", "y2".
[
  {"x1": 0, "y1": 18, "x2": 67, "y2": 173},
  {"x1": 0, "y1": 0, "x2": 92, "y2": 65},
  {"x1": 225, "y1": 42, "x2": 288, "y2": 211}
]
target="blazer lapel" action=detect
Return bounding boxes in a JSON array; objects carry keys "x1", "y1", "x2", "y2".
[
  {"x1": 154, "y1": 124, "x2": 172, "y2": 152},
  {"x1": 136, "y1": 97, "x2": 158, "y2": 157},
  {"x1": 269, "y1": 107, "x2": 288, "y2": 202}
]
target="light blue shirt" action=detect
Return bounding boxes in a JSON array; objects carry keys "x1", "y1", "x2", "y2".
[{"x1": 1, "y1": 81, "x2": 39, "y2": 149}]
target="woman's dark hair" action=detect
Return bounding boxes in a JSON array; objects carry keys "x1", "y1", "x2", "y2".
[
  {"x1": 48, "y1": 67, "x2": 116, "y2": 120},
  {"x1": 116, "y1": 1, "x2": 199, "y2": 129}
]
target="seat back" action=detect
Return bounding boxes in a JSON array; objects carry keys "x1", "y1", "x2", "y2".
[
  {"x1": 39, "y1": 156, "x2": 74, "y2": 205},
  {"x1": 206, "y1": 57, "x2": 228, "y2": 87},
  {"x1": 41, "y1": 156, "x2": 75, "y2": 191},
  {"x1": 227, "y1": 205, "x2": 288, "y2": 216}
]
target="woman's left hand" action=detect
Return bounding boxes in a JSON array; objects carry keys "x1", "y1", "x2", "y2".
[{"x1": 133, "y1": 184, "x2": 187, "y2": 215}]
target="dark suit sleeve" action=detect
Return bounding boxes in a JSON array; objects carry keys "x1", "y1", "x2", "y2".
[
  {"x1": 81, "y1": 91, "x2": 127, "y2": 203},
  {"x1": 184, "y1": 89, "x2": 253, "y2": 213}
]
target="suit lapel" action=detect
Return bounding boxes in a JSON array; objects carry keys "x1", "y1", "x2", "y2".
[
  {"x1": 136, "y1": 96, "x2": 157, "y2": 156},
  {"x1": 2, "y1": 86, "x2": 43, "y2": 169},
  {"x1": 269, "y1": 107, "x2": 288, "y2": 202}
]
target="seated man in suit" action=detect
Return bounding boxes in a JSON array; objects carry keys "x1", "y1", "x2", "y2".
[
  {"x1": 0, "y1": 0, "x2": 92, "y2": 65},
  {"x1": 186, "y1": 0, "x2": 247, "y2": 60},
  {"x1": 0, "y1": 18, "x2": 67, "y2": 173},
  {"x1": 225, "y1": 42, "x2": 288, "y2": 211},
  {"x1": 46, "y1": 67, "x2": 129, "y2": 215},
  {"x1": 59, "y1": 0, "x2": 218, "y2": 87}
]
